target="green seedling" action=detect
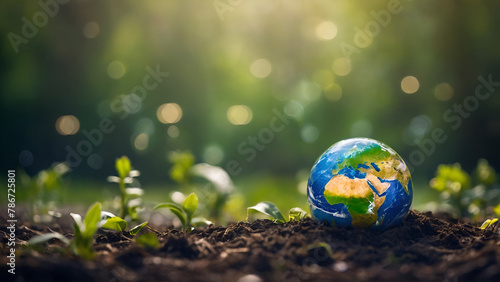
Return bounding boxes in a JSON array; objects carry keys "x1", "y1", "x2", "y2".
[
  {"x1": 107, "y1": 156, "x2": 144, "y2": 220},
  {"x1": 168, "y1": 150, "x2": 236, "y2": 222},
  {"x1": 130, "y1": 221, "x2": 149, "y2": 235},
  {"x1": 430, "y1": 159, "x2": 499, "y2": 221},
  {"x1": 168, "y1": 150, "x2": 195, "y2": 184},
  {"x1": 29, "y1": 202, "x2": 148, "y2": 259},
  {"x1": 247, "y1": 201, "x2": 308, "y2": 223},
  {"x1": 154, "y1": 192, "x2": 212, "y2": 231},
  {"x1": 21, "y1": 162, "x2": 70, "y2": 223},
  {"x1": 480, "y1": 218, "x2": 499, "y2": 232}
]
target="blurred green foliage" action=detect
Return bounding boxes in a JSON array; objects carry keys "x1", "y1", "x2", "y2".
[
  {"x1": 1, "y1": 1, "x2": 500, "y2": 221},
  {"x1": 430, "y1": 159, "x2": 499, "y2": 221},
  {"x1": 20, "y1": 162, "x2": 69, "y2": 222},
  {"x1": 1, "y1": 0, "x2": 499, "y2": 184}
]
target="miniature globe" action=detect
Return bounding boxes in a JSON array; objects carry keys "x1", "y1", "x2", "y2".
[{"x1": 307, "y1": 138, "x2": 413, "y2": 230}]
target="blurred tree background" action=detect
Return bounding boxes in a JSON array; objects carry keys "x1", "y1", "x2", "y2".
[{"x1": 1, "y1": 0, "x2": 499, "y2": 211}]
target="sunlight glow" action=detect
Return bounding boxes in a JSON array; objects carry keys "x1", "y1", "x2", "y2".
[
  {"x1": 250, "y1": 58, "x2": 272, "y2": 78},
  {"x1": 315, "y1": 21, "x2": 338, "y2": 40},
  {"x1": 107, "y1": 61, "x2": 126, "y2": 79},
  {"x1": 167, "y1": 125, "x2": 180, "y2": 138},
  {"x1": 134, "y1": 133, "x2": 149, "y2": 151},
  {"x1": 324, "y1": 83, "x2": 342, "y2": 102},
  {"x1": 227, "y1": 105, "x2": 253, "y2": 125},
  {"x1": 157, "y1": 103, "x2": 183, "y2": 124},
  {"x1": 55, "y1": 115, "x2": 80, "y2": 135},
  {"x1": 332, "y1": 58, "x2": 352, "y2": 76},
  {"x1": 301, "y1": 124, "x2": 319, "y2": 143},
  {"x1": 434, "y1": 83, "x2": 454, "y2": 101},
  {"x1": 401, "y1": 76, "x2": 420, "y2": 94}
]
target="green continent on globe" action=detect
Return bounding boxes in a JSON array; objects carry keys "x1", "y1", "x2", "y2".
[{"x1": 323, "y1": 142, "x2": 411, "y2": 228}]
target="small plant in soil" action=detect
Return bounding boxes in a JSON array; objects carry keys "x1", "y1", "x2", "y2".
[
  {"x1": 107, "y1": 156, "x2": 144, "y2": 220},
  {"x1": 480, "y1": 218, "x2": 499, "y2": 231},
  {"x1": 154, "y1": 192, "x2": 212, "y2": 231},
  {"x1": 20, "y1": 162, "x2": 70, "y2": 223},
  {"x1": 168, "y1": 150, "x2": 236, "y2": 222},
  {"x1": 247, "y1": 201, "x2": 308, "y2": 223},
  {"x1": 430, "y1": 158, "x2": 500, "y2": 221},
  {"x1": 29, "y1": 202, "x2": 148, "y2": 259}
]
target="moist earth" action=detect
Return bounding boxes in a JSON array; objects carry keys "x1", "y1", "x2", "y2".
[{"x1": 1, "y1": 210, "x2": 499, "y2": 281}]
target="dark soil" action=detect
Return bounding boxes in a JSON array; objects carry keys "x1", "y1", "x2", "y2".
[{"x1": 1, "y1": 210, "x2": 499, "y2": 282}]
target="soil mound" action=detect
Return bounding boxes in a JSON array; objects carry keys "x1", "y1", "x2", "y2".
[{"x1": 1, "y1": 210, "x2": 499, "y2": 281}]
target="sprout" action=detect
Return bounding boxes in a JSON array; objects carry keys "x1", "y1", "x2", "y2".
[
  {"x1": 29, "y1": 202, "x2": 148, "y2": 259},
  {"x1": 154, "y1": 192, "x2": 212, "y2": 231},
  {"x1": 107, "y1": 156, "x2": 144, "y2": 220},
  {"x1": 247, "y1": 201, "x2": 308, "y2": 223}
]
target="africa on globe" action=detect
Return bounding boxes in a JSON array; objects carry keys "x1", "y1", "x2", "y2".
[{"x1": 307, "y1": 138, "x2": 413, "y2": 230}]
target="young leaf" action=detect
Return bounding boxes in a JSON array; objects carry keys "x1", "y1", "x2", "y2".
[
  {"x1": 129, "y1": 221, "x2": 148, "y2": 236},
  {"x1": 480, "y1": 218, "x2": 498, "y2": 230},
  {"x1": 154, "y1": 203, "x2": 187, "y2": 229},
  {"x1": 191, "y1": 217, "x2": 213, "y2": 227},
  {"x1": 135, "y1": 233, "x2": 160, "y2": 249},
  {"x1": 106, "y1": 176, "x2": 121, "y2": 183},
  {"x1": 83, "y1": 202, "x2": 102, "y2": 237},
  {"x1": 168, "y1": 151, "x2": 195, "y2": 183},
  {"x1": 116, "y1": 156, "x2": 131, "y2": 179},
  {"x1": 189, "y1": 163, "x2": 235, "y2": 194},
  {"x1": 183, "y1": 193, "x2": 198, "y2": 221},
  {"x1": 247, "y1": 201, "x2": 286, "y2": 223},
  {"x1": 128, "y1": 205, "x2": 140, "y2": 221},
  {"x1": 100, "y1": 211, "x2": 118, "y2": 219},
  {"x1": 102, "y1": 217, "x2": 127, "y2": 231},
  {"x1": 125, "y1": 187, "x2": 144, "y2": 198},
  {"x1": 70, "y1": 213, "x2": 83, "y2": 231},
  {"x1": 129, "y1": 170, "x2": 141, "y2": 178},
  {"x1": 289, "y1": 207, "x2": 308, "y2": 221},
  {"x1": 29, "y1": 232, "x2": 70, "y2": 246}
]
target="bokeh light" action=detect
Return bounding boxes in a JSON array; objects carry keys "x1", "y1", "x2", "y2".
[
  {"x1": 203, "y1": 145, "x2": 224, "y2": 165},
  {"x1": 301, "y1": 124, "x2": 320, "y2": 143},
  {"x1": 157, "y1": 103, "x2": 183, "y2": 124},
  {"x1": 312, "y1": 69, "x2": 334, "y2": 89},
  {"x1": 55, "y1": 115, "x2": 80, "y2": 135},
  {"x1": 227, "y1": 105, "x2": 253, "y2": 125},
  {"x1": 167, "y1": 125, "x2": 180, "y2": 138},
  {"x1": 83, "y1": 21, "x2": 100, "y2": 39},
  {"x1": 133, "y1": 133, "x2": 149, "y2": 151},
  {"x1": 324, "y1": 83, "x2": 342, "y2": 102},
  {"x1": 250, "y1": 58, "x2": 272, "y2": 78},
  {"x1": 87, "y1": 153, "x2": 103, "y2": 169},
  {"x1": 434, "y1": 83, "x2": 454, "y2": 101},
  {"x1": 284, "y1": 100, "x2": 304, "y2": 119},
  {"x1": 18, "y1": 150, "x2": 34, "y2": 167},
  {"x1": 332, "y1": 58, "x2": 352, "y2": 76},
  {"x1": 315, "y1": 21, "x2": 337, "y2": 40},
  {"x1": 401, "y1": 76, "x2": 420, "y2": 94},
  {"x1": 107, "y1": 61, "x2": 126, "y2": 79}
]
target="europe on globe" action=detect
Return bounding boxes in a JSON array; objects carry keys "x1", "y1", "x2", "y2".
[{"x1": 307, "y1": 138, "x2": 413, "y2": 230}]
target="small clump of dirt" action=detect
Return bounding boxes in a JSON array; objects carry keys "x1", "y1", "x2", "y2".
[{"x1": 1, "y1": 210, "x2": 499, "y2": 281}]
